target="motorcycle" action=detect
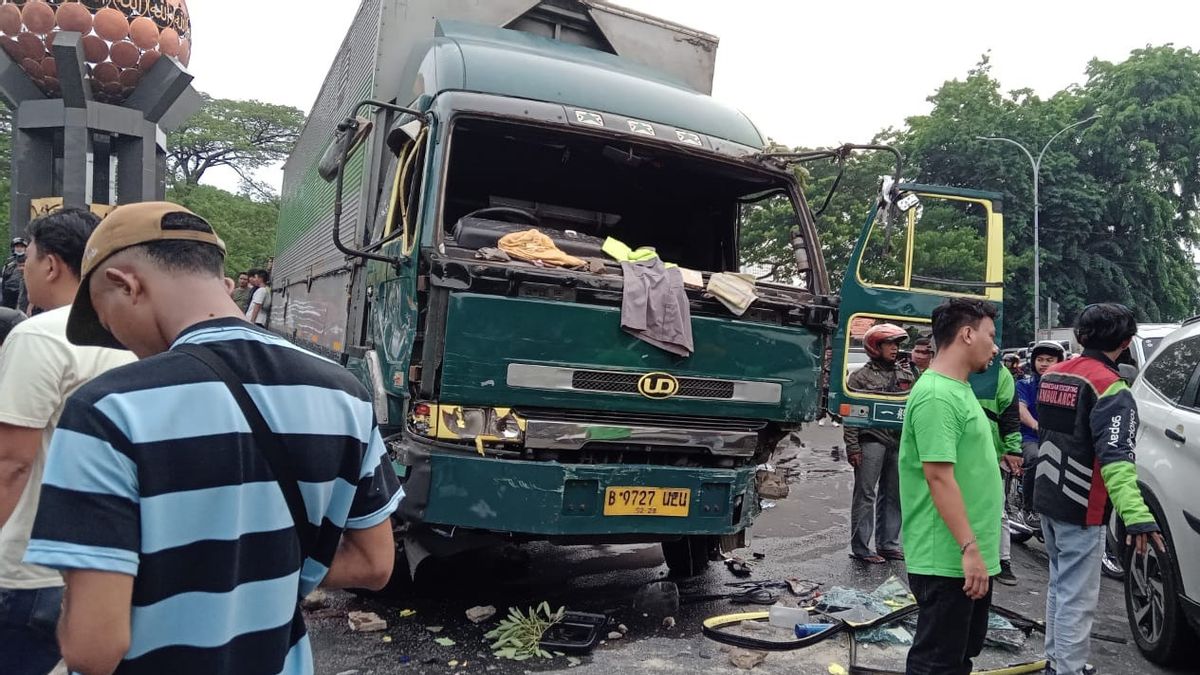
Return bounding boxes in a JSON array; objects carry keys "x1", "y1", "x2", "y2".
[{"x1": 1006, "y1": 465, "x2": 1125, "y2": 578}]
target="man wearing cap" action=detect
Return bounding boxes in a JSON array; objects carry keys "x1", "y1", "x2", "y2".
[
  {"x1": 23, "y1": 203, "x2": 403, "y2": 675},
  {"x1": 0, "y1": 210, "x2": 134, "y2": 675}
]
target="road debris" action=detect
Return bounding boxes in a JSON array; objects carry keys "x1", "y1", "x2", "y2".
[
  {"x1": 724, "y1": 556, "x2": 753, "y2": 577},
  {"x1": 756, "y1": 468, "x2": 790, "y2": 499},
  {"x1": 728, "y1": 647, "x2": 768, "y2": 669},
  {"x1": 662, "y1": 616, "x2": 676, "y2": 629},
  {"x1": 616, "y1": 623, "x2": 628, "y2": 634},
  {"x1": 466, "y1": 605, "x2": 497, "y2": 623},
  {"x1": 426, "y1": 625, "x2": 444, "y2": 633},
  {"x1": 633, "y1": 580, "x2": 679, "y2": 617},
  {"x1": 347, "y1": 611, "x2": 387, "y2": 633},
  {"x1": 306, "y1": 608, "x2": 345, "y2": 620},
  {"x1": 487, "y1": 602, "x2": 566, "y2": 660},
  {"x1": 301, "y1": 590, "x2": 328, "y2": 610},
  {"x1": 434, "y1": 637, "x2": 457, "y2": 647},
  {"x1": 567, "y1": 656, "x2": 582, "y2": 667},
  {"x1": 606, "y1": 631, "x2": 623, "y2": 640},
  {"x1": 399, "y1": 608, "x2": 417, "y2": 618}
]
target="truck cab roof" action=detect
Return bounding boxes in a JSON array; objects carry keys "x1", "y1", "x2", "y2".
[{"x1": 425, "y1": 20, "x2": 765, "y2": 149}]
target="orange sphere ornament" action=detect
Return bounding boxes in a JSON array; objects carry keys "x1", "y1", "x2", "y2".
[
  {"x1": 92, "y1": 7, "x2": 128, "y2": 42},
  {"x1": 0, "y1": 1, "x2": 192, "y2": 104},
  {"x1": 21, "y1": 1, "x2": 55, "y2": 35},
  {"x1": 55, "y1": 2, "x2": 92, "y2": 34}
]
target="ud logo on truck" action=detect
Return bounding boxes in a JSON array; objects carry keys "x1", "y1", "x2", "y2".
[{"x1": 638, "y1": 372, "x2": 679, "y2": 399}]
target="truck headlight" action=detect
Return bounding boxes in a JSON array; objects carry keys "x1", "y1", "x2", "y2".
[{"x1": 409, "y1": 403, "x2": 525, "y2": 445}]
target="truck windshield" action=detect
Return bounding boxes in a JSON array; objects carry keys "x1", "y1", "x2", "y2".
[{"x1": 441, "y1": 118, "x2": 803, "y2": 282}]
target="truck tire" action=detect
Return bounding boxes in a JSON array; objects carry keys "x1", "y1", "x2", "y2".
[{"x1": 662, "y1": 536, "x2": 715, "y2": 578}]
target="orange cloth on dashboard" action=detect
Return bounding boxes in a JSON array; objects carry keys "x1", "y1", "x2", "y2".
[{"x1": 497, "y1": 229, "x2": 585, "y2": 268}]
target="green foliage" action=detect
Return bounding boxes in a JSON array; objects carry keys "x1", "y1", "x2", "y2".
[
  {"x1": 484, "y1": 602, "x2": 565, "y2": 661},
  {"x1": 752, "y1": 48, "x2": 1200, "y2": 345},
  {"x1": 903, "y1": 49, "x2": 1200, "y2": 342},
  {"x1": 167, "y1": 93, "x2": 305, "y2": 198},
  {"x1": 0, "y1": 107, "x2": 11, "y2": 246},
  {"x1": 166, "y1": 183, "x2": 277, "y2": 278}
]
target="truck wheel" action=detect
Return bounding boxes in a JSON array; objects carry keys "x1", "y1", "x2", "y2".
[{"x1": 662, "y1": 536, "x2": 715, "y2": 578}]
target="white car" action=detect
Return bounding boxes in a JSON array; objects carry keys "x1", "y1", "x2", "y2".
[
  {"x1": 1130, "y1": 323, "x2": 1181, "y2": 368},
  {"x1": 1119, "y1": 318, "x2": 1200, "y2": 664}
]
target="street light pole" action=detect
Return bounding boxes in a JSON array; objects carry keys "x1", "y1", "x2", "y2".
[{"x1": 977, "y1": 114, "x2": 1099, "y2": 341}]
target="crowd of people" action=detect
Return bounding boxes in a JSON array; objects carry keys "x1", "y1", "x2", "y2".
[
  {"x1": 844, "y1": 301, "x2": 1162, "y2": 675},
  {"x1": 0, "y1": 205, "x2": 402, "y2": 675}
]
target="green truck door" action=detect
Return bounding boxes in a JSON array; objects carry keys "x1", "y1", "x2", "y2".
[{"x1": 828, "y1": 183, "x2": 1006, "y2": 429}]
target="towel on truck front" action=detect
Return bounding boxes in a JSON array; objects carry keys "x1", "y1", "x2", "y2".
[
  {"x1": 497, "y1": 229, "x2": 586, "y2": 268},
  {"x1": 619, "y1": 258, "x2": 694, "y2": 357}
]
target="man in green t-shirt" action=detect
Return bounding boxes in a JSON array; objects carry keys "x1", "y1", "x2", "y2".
[
  {"x1": 978, "y1": 365, "x2": 1024, "y2": 586},
  {"x1": 899, "y1": 298, "x2": 1003, "y2": 674}
]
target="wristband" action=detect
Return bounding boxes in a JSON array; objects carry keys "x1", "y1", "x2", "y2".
[{"x1": 959, "y1": 538, "x2": 976, "y2": 554}]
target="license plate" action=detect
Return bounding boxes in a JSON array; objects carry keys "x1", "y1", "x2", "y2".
[{"x1": 603, "y1": 486, "x2": 691, "y2": 517}]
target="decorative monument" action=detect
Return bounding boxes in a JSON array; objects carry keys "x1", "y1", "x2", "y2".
[{"x1": 0, "y1": 0, "x2": 200, "y2": 233}]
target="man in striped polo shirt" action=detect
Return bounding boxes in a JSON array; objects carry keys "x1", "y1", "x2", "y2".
[{"x1": 24, "y1": 202, "x2": 402, "y2": 674}]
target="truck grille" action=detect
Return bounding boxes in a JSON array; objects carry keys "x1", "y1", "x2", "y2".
[
  {"x1": 521, "y1": 407, "x2": 766, "y2": 432},
  {"x1": 507, "y1": 364, "x2": 782, "y2": 404},
  {"x1": 571, "y1": 370, "x2": 736, "y2": 399}
]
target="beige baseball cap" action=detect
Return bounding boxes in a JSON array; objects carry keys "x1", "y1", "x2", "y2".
[{"x1": 68, "y1": 202, "x2": 226, "y2": 348}]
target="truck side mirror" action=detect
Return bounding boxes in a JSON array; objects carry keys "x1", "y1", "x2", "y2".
[
  {"x1": 324, "y1": 99, "x2": 431, "y2": 266},
  {"x1": 318, "y1": 117, "x2": 374, "y2": 182}
]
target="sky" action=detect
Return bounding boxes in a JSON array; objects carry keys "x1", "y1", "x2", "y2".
[{"x1": 185, "y1": 0, "x2": 1200, "y2": 191}]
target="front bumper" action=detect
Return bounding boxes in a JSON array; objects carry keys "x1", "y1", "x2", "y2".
[{"x1": 395, "y1": 435, "x2": 760, "y2": 537}]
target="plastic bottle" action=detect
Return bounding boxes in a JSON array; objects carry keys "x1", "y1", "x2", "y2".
[
  {"x1": 768, "y1": 604, "x2": 809, "y2": 628},
  {"x1": 794, "y1": 622, "x2": 835, "y2": 638}
]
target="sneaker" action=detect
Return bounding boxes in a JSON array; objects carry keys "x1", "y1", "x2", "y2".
[
  {"x1": 996, "y1": 560, "x2": 1018, "y2": 586},
  {"x1": 1018, "y1": 509, "x2": 1042, "y2": 533},
  {"x1": 1101, "y1": 551, "x2": 1125, "y2": 578},
  {"x1": 1044, "y1": 663, "x2": 1097, "y2": 674}
]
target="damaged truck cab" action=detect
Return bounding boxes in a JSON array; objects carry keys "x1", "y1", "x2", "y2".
[{"x1": 271, "y1": 0, "x2": 1002, "y2": 580}]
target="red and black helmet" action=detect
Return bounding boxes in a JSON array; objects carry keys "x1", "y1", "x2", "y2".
[{"x1": 863, "y1": 323, "x2": 909, "y2": 359}]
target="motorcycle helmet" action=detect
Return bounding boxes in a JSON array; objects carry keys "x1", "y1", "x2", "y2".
[{"x1": 863, "y1": 323, "x2": 909, "y2": 359}]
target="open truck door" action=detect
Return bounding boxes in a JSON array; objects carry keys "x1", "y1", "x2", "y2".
[{"x1": 828, "y1": 183, "x2": 1005, "y2": 427}]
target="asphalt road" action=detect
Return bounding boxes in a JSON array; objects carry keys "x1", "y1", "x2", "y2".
[{"x1": 307, "y1": 424, "x2": 1187, "y2": 674}]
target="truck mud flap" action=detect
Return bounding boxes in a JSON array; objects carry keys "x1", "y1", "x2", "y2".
[{"x1": 397, "y1": 439, "x2": 433, "y2": 523}]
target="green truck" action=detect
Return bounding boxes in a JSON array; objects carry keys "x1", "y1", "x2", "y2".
[{"x1": 271, "y1": 0, "x2": 1006, "y2": 582}]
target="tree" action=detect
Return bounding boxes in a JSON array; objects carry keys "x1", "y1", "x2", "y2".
[
  {"x1": 738, "y1": 139, "x2": 902, "y2": 290},
  {"x1": 1078, "y1": 46, "x2": 1200, "y2": 320},
  {"x1": 166, "y1": 93, "x2": 304, "y2": 192},
  {"x1": 899, "y1": 53, "x2": 1199, "y2": 344},
  {"x1": 166, "y1": 183, "x2": 277, "y2": 278},
  {"x1": 0, "y1": 107, "x2": 11, "y2": 247}
]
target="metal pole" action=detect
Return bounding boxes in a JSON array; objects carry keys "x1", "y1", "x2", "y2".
[
  {"x1": 1032, "y1": 160, "x2": 1040, "y2": 340},
  {"x1": 977, "y1": 114, "x2": 1099, "y2": 344}
]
